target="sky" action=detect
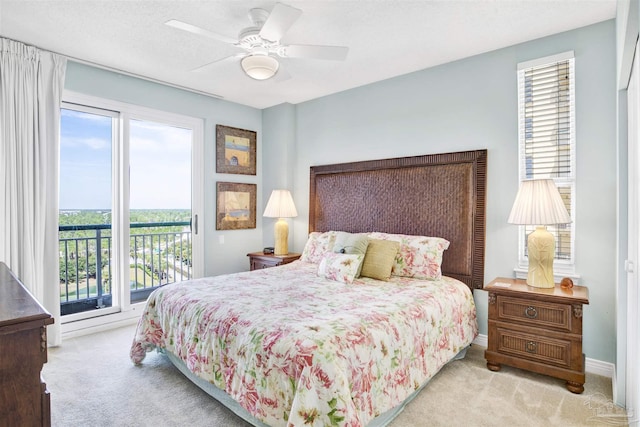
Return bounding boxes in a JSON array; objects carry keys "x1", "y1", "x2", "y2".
[{"x1": 60, "y1": 109, "x2": 192, "y2": 210}]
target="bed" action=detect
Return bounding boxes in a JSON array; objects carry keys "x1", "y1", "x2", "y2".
[{"x1": 130, "y1": 149, "x2": 487, "y2": 427}]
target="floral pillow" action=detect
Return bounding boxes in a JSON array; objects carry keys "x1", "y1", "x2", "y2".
[
  {"x1": 300, "y1": 231, "x2": 337, "y2": 264},
  {"x1": 317, "y1": 252, "x2": 364, "y2": 284},
  {"x1": 368, "y1": 232, "x2": 450, "y2": 280}
]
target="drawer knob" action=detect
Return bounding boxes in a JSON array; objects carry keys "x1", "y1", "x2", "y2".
[
  {"x1": 524, "y1": 306, "x2": 538, "y2": 319},
  {"x1": 526, "y1": 341, "x2": 537, "y2": 353}
]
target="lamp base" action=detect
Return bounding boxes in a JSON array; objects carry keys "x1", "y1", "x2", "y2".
[
  {"x1": 274, "y1": 218, "x2": 288, "y2": 256},
  {"x1": 527, "y1": 226, "x2": 555, "y2": 288}
]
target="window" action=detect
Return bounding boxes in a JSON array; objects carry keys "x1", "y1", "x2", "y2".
[{"x1": 517, "y1": 52, "x2": 576, "y2": 275}]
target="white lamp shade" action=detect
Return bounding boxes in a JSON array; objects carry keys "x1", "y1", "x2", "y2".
[
  {"x1": 241, "y1": 55, "x2": 279, "y2": 80},
  {"x1": 508, "y1": 179, "x2": 571, "y2": 225},
  {"x1": 263, "y1": 190, "x2": 297, "y2": 218}
]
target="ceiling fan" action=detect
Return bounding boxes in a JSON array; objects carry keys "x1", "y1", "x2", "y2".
[{"x1": 165, "y1": 3, "x2": 349, "y2": 81}]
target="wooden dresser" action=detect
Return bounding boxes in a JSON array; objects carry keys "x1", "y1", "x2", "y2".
[
  {"x1": 0, "y1": 262, "x2": 54, "y2": 426},
  {"x1": 484, "y1": 277, "x2": 589, "y2": 393}
]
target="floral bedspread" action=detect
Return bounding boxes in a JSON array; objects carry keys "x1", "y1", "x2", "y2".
[{"x1": 130, "y1": 261, "x2": 477, "y2": 427}]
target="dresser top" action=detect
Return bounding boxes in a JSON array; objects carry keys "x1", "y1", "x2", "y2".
[
  {"x1": 0, "y1": 262, "x2": 53, "y2": 327},
  {"x1": 484, "y1": 277, "x2": 589, "y2": 305}
]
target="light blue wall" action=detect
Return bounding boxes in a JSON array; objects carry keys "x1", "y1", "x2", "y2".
[
  {"x1": 64, "y1": 62, "x2": 263, "y2": 276},
  {"x1": 262, "y1": 103, "x2": 297, "y2": 248},
  {"x1": 283, "y1": 20, "x2": 617, "y2": 364}
]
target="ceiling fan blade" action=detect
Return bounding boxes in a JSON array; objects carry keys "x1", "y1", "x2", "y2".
[
  {"x1": 191, "y1": 54, "x2": 243, "y2": 72},
  {"x1": 281, "y1": 45, "x2": 348, "y2": 61},
  {"x1": 165, "y1": 19, "x2": 237, "y2": 45},
  {"x1": 259, "y1": 3, "x2": 302, "y2": 42}
]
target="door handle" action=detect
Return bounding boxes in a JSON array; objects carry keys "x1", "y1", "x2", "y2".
[{"x1": 625, "y1": 260, "x2": 635, "y2": 273}]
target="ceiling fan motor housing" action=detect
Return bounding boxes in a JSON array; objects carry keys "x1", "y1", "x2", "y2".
[{"x1": 237, "y1": 28, "x2": 277, "y2": 50}]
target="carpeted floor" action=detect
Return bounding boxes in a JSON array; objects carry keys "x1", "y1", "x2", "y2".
[{"x1": 43, "y1": 325, "x2": 628, "y2": 426}]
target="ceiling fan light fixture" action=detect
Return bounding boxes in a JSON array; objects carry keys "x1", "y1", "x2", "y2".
[{"x1": 241, "y1": 55, "x2": 279, "y2": 80}]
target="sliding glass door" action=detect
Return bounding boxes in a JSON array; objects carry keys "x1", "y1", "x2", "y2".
[{"x1": 59, "y1": 97, "x2": 203, "y2": 322}]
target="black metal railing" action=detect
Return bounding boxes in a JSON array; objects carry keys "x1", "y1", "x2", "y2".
[{"x1": 59, "y1": 221, "x2": 191, "y2": 315}]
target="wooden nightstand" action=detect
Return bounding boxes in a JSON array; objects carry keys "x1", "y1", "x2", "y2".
[
  {"x1": 247, "y1": 252, "x2": 301, "y2": 271},
  {"x1": 484, "y1": 277, "x2": 589, "y2": 393}
]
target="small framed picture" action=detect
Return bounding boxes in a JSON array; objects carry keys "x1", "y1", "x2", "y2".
[
  {"x1": 216, "y1": 124, "x2": 256, "y2": 175},
  {"x1": 216, "y1": 182, "x2": 257, "y2": 230}
]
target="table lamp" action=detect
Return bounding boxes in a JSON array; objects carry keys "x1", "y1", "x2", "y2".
[
  {"x1": 508, "y1": 179, "x2": 571, "y2": 288},
  {"x1": 263, "y1": 189, "x2": 298, "y2": 255}
]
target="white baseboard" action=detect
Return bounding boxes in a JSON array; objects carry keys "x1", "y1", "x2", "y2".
[
  {"x1": 472, "y1": 333, "x2": 615, "y2": 378},
  {"x1": 472, "y1": 334, "x2": 488, "y2": 347},
  {"x1": 586, "y1": 356, "x2": 616, "y2": 378}
]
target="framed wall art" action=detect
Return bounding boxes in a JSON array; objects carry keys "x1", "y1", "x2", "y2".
[
  {"x1": 216, "y1": 124, "x2": 257, "y2": 175},
  {"x1": 216, "y1": 181, "x2": 257, "y2": 230}
]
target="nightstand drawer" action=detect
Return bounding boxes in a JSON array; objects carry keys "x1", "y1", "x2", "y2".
[
  {"x1": 251, "y1": 258, "x2": 279, "y2": 270},
  {"x1": 497, "y1": 295, "x2": 572, "y2": 332},
  {"x1": 247, "y1": 252, "x2": 301, "y2": 271},
  {"x1": 495, "y1": 327, "x2": 571, "y2": 368}
]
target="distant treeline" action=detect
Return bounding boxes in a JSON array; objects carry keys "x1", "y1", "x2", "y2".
[
  {"x1": 60, "y1": 209, "x2": 191, "y2": 225},
  {"x1": 59, "y1": 209, "x2": 191, "y2": 238}
]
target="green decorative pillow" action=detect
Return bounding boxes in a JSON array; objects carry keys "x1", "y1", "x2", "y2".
[
  {"x1": 360, "y1": 239, "x2": 400, "y2": 281},
  {"x1": 332, "y1": 232, "x2": 369, "y2": 255},
  {"x1": 332, "y1": 232, "x2": 369, "y2": 276}
]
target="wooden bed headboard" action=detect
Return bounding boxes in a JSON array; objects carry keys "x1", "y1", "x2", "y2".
[{"x1": 309, "y1": 150, "x2": 487, "y2": 290}]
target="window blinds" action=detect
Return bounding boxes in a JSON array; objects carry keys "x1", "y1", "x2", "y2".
[{"x1": 517, "y1": 54, "x2": 575, "y2": 262}]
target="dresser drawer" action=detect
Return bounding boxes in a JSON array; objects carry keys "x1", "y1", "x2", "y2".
[
  {"x1": 495, "y1": 326, "x2": 572, "y2": 368},
  {"x1": 496, "y1": 295, "x2": 573, "y2": 332}
]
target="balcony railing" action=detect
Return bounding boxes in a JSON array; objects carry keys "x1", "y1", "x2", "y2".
[{"x1": 59, "y1": 221, "x2": 191, "y2": 316}]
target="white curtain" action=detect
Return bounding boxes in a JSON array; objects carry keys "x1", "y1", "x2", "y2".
[{"x1": 0, "y1": 38, "x2": 67, "y2": 345}]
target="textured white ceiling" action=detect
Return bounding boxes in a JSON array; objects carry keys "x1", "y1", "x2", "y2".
[{"x1": 0, "y1": 0, "x2": 616, "y2": 109}]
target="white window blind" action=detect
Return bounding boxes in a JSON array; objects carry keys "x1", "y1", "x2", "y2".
[{"x1": 517, "y1": 52, "x2": 576, "y2": 268}]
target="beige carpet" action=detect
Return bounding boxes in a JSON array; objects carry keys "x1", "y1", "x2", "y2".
[{"x1": 43, "y1": 325, "x2": 628, "y2": 427}]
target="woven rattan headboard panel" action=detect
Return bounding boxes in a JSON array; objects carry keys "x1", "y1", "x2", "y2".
[{"x1": 309, "y1": 150, "x2": 487, "y2": 290}]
